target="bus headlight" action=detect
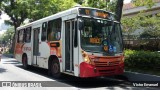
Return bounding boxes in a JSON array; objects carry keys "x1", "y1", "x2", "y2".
[
  {"x1": 84, "y1": 54, "x2": 91, "y2": 64},
  {"x1": 82, "y1": 51, "x2": 91, "y2": 64}
]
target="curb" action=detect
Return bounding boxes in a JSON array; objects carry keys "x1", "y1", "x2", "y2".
[{"x1": 123, "y1": 71, "x2": 160, "y2": 81}]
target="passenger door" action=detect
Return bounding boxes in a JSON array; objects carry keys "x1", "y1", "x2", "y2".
[
  {"x1": 65, "y1": 20, "x2": 75, "y2": 72},
  {"x1": 32, "y1": 27, "x2": 40, "y2": 65}
]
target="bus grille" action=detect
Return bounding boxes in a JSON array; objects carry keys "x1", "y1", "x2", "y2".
[
  {"x1": 98, "y1": 69, "x2": 115, "y2": 74},
  {"x1": 94, "y1": 61, "x2": 120, "y2": 67}
]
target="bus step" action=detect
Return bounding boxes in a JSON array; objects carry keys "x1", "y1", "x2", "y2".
[
  {"x1": 32, "y1": 64, "x2": 39, "y2": 67},
  {"x1": 63, "y1": 72, "x2": 74, "y2": 76}
]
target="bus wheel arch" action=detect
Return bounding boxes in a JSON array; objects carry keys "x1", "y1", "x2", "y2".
[
  {"x1": 48, "y1": 55, "x2": 61, "y2": 78},
  {"x1": 22, "y1": 53, "x2": 28, "y2": 69}
]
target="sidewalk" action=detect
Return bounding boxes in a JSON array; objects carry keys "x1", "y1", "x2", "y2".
[{"x1": 123, "y1": 71, "x2": 160, "y2": 81}]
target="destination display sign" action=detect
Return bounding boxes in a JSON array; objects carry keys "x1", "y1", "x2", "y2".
[{"x1": 79, "y1": 8, "x2": 113, "y2": 19}]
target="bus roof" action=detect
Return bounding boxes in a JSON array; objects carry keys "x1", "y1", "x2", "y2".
[{"x1": 17, "y1": 6, "x2": 115, "y2": 30}]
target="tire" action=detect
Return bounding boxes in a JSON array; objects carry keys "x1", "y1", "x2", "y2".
[
  {"x1": 51, "y1": 60, "x2": 61, "y2": 78},
  {"x1": 22, "y1": 55, "x2": 28, "y2": 69}
]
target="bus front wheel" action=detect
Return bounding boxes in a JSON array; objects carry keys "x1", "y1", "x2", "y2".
[
  {"x1": 22, "y1": 55, "x2": 28, "y2": 69},
  {"x1": 51, "y1": 60, "x2": 61, "y2": 78}
]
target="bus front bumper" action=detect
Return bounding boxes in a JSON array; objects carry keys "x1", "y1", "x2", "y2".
[{"x1": 80, "y1": 62, "x2": 124, "y2": 78}]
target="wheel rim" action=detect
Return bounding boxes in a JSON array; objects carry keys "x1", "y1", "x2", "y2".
[{"x1": 52, "y1": 63, "x2": 59, "y2": 74}]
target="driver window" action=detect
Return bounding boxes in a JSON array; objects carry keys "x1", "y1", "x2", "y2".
[{"x1": 83, "y1": 27, "x2": 92, "y2": 37}]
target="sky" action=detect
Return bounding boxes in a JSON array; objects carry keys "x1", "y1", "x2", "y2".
[
  {"x1": 124, "y1": 0, "x2": 132, "y2": 4},
  {"x1": 0, "y1": 12, "x2": 10, "y2": 35},
  {"x1": 0, "y1": 0, "x2": 131, "y2": 34}
]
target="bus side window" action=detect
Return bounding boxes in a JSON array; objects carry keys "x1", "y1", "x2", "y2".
[
  {"x1": 19, "y1": 29, "x2": 24, "y2": 43},
  {"x1": 26, "y1": 27, "x2": 31, "y2": 43},
  {"x1": 47, "y1": 18, "x2": 62, "y2": 41},
  {"x1": 41, "y1": 22, "x2": 47, "y2": 41},
  {"x1": 23, "y1": 29, "x2": 26, "y2": 42},
  {"x1": 17, "y1": 31, "x2": 20, "y2": 43}
]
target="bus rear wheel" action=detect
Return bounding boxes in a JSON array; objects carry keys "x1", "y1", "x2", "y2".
[
  {"x1": 51, "y1": 60, "x2": 61, "y2": 78},
  {"x1": 22, "y1": 55, "x2": 28, "y2": 69}
]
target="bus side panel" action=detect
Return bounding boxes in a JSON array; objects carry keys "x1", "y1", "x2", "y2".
[
  {"x1": 38, "y1": 42, "x2": 50, "y2": 69},
  {"x1": 15, "y1": 43, "x2": 24, "y2": 63},
  {"x1": 22, "y1": 43, "x2": 32, "y2": 65}
]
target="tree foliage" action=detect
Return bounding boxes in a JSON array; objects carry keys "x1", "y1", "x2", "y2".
[
  {"x1": 132, "y1": 0, "x2": 155, "y2": 8},
  {"x1": 0, "y1": 0, "x2": 76, "y2": 30},
  {"x1": 107, "y1": 0, "x2": 117, "y2": 12},
  {"x1": 121, "y1": 15, "x2": 140, "y2": 48},
  {"x1": 139, "y1": 15, "x2": 160, "y2": 39},
  {"x1": 0, "y1": 0, "x2": 29, "y2": 31},
  {"x1": 28, "y1": 0, "x2": 76, "y2": 21},
  {"x1": 0, "y1": 27, "x2": 14, "y2": 45},
  {"x1": 121, "y1": 16, "x2": 140, "y2": 40},
  {"x1": 0, "y1": 0, "x2": 75, "y2": 52},
  {"x1": 82, "y1": 0, "x2": 106, "y2": 9},
  {"x1": 121, "y1": 16, "x2": 139, "y2": 34}
]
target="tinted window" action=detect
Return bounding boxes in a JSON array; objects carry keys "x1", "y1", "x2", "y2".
[
  {"x1": 47, "y1": 18, "x2": 62, "y2": 41},
  {"x1": 25, "y1": 27, "x2": 31, "y2": 42},
  {"x1": 18, "y1": 29, "x2": 24, "y2": 43},
  {"x1": 41, "y1": 22, "x2": 47, "y2": 41}
]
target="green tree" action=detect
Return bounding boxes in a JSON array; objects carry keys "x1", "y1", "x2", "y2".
[
  {"x1": 74, "y1": 0, "x2": 83, "y2": 5},
  {"x1": 0, "y1": 0, "x2": 76, "y2": 29},
  {"x1": 28, "y1": 0, "x2": 75, "y2": 21},
  {"x1": 139, "y1": 15, "x2": 160, "y2": 50},
  {"x1": 0, "y1": 0, "x2": 30, "y2": 52},
  {"x1": 107, "y1": 0, "x2": 117, "y2": 12},
  {"x1": 60, "y1": 0, "x2": 76, "y2": 11},
  {"x1": 0, "y1": 0, "x2": 29, "y2": 31},
  {"x1": 132, "y1": 0, "x2": 155, "y2": 8},
  {"x1": 0, "y1": 0, "x2": 76, "y2": 52},
  {"x1": 121, "y1": 16, "x2": 140, "y2": 48},
  {"x1": 0, "y1": 27, "x2": 14, "y2": 47},
  {"x1": 82, "y1": 0, "x2": 106, "y2": 9}
]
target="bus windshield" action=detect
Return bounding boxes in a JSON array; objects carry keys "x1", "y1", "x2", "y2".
[{"x1": 80, "y1": 17, "x2": 123, "y2": 55}]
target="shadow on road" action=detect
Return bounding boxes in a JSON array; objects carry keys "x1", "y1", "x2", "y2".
[
  {"x1": 0, "y1": 67, "x2": 7, "y2": 73},
  {"x1": 1, "y1": 56, "x2": 132, "y2": 88},
  {"x1": 15, "y1": 65, "x2": 132, "y2": 88}
]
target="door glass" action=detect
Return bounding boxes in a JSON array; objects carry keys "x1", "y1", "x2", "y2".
[
  {"x1": 65, "y1": 22, "x2": 70, "y2": 70},
  {"x1": 33, "y1": 28, "x2": 40, "y2": 55}
]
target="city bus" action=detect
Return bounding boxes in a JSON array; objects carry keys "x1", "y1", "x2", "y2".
[{"x1": 14, "y1": 6, "x2": 124, "y2": 78}]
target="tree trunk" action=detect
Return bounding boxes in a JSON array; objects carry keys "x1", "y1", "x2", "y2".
[
  {"x1": 115, "y1": 0, "x2": 124, "y2": 22},
  {"x1": 10, "y1": 26, "x2": 17, "y2": 55}
]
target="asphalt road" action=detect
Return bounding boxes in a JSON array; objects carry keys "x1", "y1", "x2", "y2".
[{"x1": 0, "y1": 55, "x2": 159, "y2": 90}]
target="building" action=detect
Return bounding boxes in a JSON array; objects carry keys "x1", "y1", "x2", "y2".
[
  {"x1": 122, "y1": 0, "x2": 160, "y2": 50},
  {"x1": 123, "y1": 0, "x2": 160, "y2": 17}
]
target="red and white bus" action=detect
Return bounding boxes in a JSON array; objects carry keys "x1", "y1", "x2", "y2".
[{"x1": 14, "y1": 7, "x2": 124, "y2": 78}]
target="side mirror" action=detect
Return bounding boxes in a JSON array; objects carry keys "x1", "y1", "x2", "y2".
[{"x1": 79, "y1": 19, "x2": 84, "y2": 30}]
